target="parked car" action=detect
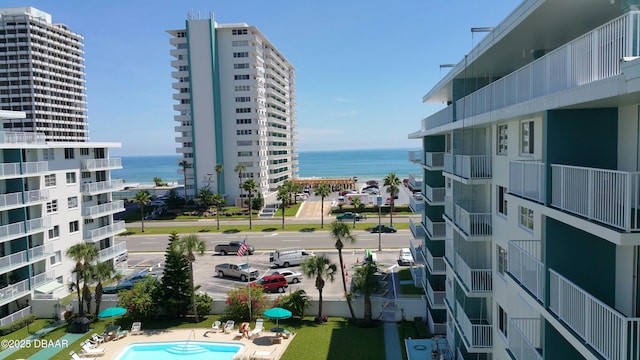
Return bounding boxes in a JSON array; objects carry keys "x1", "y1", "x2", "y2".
[
  {"x1": 362, "y1": 184, "x2": 379, "y2": 190},
  {"x1": 215, "y1": 241, "x2": 255, "y2": 255},
  {"x1": 215, "y1": 263, "x2": 259, "y2": 282},
  {"x1": 398, "y1": 248, "x2": 414, "y2": 265},
  {"x1": 115, "y1": 252, "x2": 128, "y2": 263},
  {"x1": 336, "y1": 212, "x2": 365, "y2": 221},
  {"x1": 148, "y1": 199, "x2": 166, "y2": 207},
  {"x1": 366, "y1": 180, "x2": 379, "y2": 186},
  {"x1": 102, "y1": 272, "x2": 157, "y2": 294},
  {"x1": 370, "y1": 225, "x2": 397, "y2": 233},
  {"x1": 255, "y1": 274, "x2": 288, "y2": 293},
  {"x1": 271, "y1": 270, "x2": 303, "y2": 284},
  {"x1": 362, "y1": 187, "x2": 379, "y2": 194}
]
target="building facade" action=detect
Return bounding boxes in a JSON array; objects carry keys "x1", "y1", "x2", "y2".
[
  {"x1": 409, "y1": 0, "x2": 640, "y2": 359},
  {"x1": 0, "y1": 110, "x2": 125, "y2": 326},
  {"x1": 0, "y1": 7, "x2": 88, "y2": 142},
  {"x1": 168, "y1": 13, "x2": 297, "y2": 204}
]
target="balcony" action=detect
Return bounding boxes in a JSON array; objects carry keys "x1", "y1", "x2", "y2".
[
  {"x1": 426, "y1": 278, "x2": 446, "y2": 309},
  {"x1": 453, "y1": 253, "x2": 493, "y2": 293},
  {"x1": 84, "y1": 221, "x2": 126, "y2": 242},
  {"x1": 98, "y1": 242, "x2": 127, "y2": 262},
  {"x1": 427, "y1": 310, "x2": 447, "y2": 335},
  {"x1": 31, "y1": 269, "x2": 58, "y2": 289},
  {"x1": 444, "y1": 154, "x2": 492, "y2": 181},
  {"x1": 0, "y1": 217, "x2": 50, "y2": 243},
  {"x1": 0, "y1": 189, "x2": 49, "y2": 211},
  {"x1": 408, "y1": 150, "x2": 423, "y2": 164},
  {"x1": 81, "y1": 158, "x2": 122, "y2": 171},
  {"x1": 508, "y1": 318, "x2": 543, "y2": 360},
  {"x1": 409, "y1": 196, "x2": 424, "y2": 213},
  {"x1": 82, "y1": 179, "x2": 125, "y2": 195},
  {"x1": 551, "y1": 164, "x2": 640, "y2": 232},
  {"x1": 425, "y1": 216, "x2": 446, "y2": 240},
  {"x1": 549, "y1": 269, "x2": 640, "y2": 360},
  {"x1": 0, "y1": 250, "x2": 27, "y2": 272},
  {"x1": 83, "y1": 200, "x2": 125, "y2": 219},
  {"x1": 0, "y1": 161, "x2": 48, "y2": 179},
  {"x1": 409, "y1": 218, "x2": 425, "y2": 239},
  {"x1": 0, "y1": 305, "x2": 31, "y2": 327},
  {"x1": 424, "y1": 184, "x2": 445, "y2": 205},
  {"x1": 0, "y1": 279, "x2": 29, "y2": 304},
  {"x1": 0, "y1": 131, "x2": 46, "y2": 145},
  {"x1": 452, "y1": 203, "x2": 492, "y2": 239},
  {"x1": 455, "y1": 301, "x2": 493, "y2": 349},
  {"x1": 425, "y1": 152, "x2": 445, "y2": 170},
  {"x1": 28, "y1": 243, "x2": 53, "y2": 263},
  {"x1": 507, "y1": 240, "x2": 544, "y2": 303},
  {"x1": 409, "y1": 239, "x2": 425, "y2": 266},
  {"x1": 426, "y1": 247, "x2": 446, "y2": 275},
  {"x1": 510, "y1": 160, "x2": 545, "y2": 204}
]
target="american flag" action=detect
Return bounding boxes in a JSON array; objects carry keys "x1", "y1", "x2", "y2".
[{"x1": 237, "y1": 238, "x2": 249, "y2": 257}]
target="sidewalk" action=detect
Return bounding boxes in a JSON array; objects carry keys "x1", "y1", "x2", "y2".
[
  {"x1": 384, "y1": 322, "x2": 403, "y2": 360},
  {"x1": 0, "y1": 320, "x2": 64, "y2": 360}
]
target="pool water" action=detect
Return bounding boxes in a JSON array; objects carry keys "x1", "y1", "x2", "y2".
[{"x1": 114, "y1": 341, "x2": 244, "y2": 360}]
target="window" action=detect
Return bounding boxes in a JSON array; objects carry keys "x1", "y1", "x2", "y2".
[
  {"x1": 234, "y1": 63, "x2": 249, "y2": 69},
  {"x1": 521, "y1": 120, "x2": 534, "y2": 154},
  {"x1": 235, "y1": 85, "x2": 250, "y2": 91},
  {"x1": 49, "y1": 251, "x2": 61, "y2": 266},
  {"x1": 84, "y1": 219, "x2": 94, "y2": 225},
  {"x1": 43, "y1": 148, "x2": 54, "y2": 160},
  {"x1": 81, "y1": 171, "x2": 91, "y2": 179},
  {"x1": 232, "y1": 29, "x2": 248, "y2": 35},
  {"x1": 48, "y1": 225, "x2": 59, "y2": 239},
  {"x1": 238, "y1": 151, "x2": 253, "y2": 157},
  {"x1": 69, "y1": 220, "x2": 79, "y2": 233},
  {"x1": 232, "y1": 40, "x2": 248, "y2": 46},
  {"x1": 46, "y1": 200, "x2": 58, "y2": 213},
  {"x1": 235, "y1": 97, "x2": 251, "y2": 102},
  {"x1": 236, "y1": 108, "x2": 251, "y2": 113},
  {"x1": 66, "y1": 172, "x2": 76, "y2": 184},
  {"x1": 234, "y1": 74, "x2": 250, "y2": 80},
  {"x1": 80, "y1": 148, "x2": 89, "y2": 156},
  {"x1": 233, "y1": 52, "x2": 249, "y2": 58},
  {"x1": 498, "y1": 305, "x2": 508, "y2": 337},
  {"x1": 64, "y1": 148, "x2": 74, "y2": 159},
  {"x1": 497, "y1": 246, "x2": 507, "y2": 275},
  {"x1": 497, "y1": 186, "x2": 508, "y2": 216},
  {"x1": 519, "y1": 206, "x2": 534, "y2": 231},
  {"x1": 44, "y1": 174, "x2": 56, "y2": 187},
  {"x1": 237, "y1": 140, "x2": 252, "y2": 146},
  {"x1": 237, "y1": 129, "x2": 252, "y2": 135},
  {"x1": 68, "y1": 196, "x2": 78, "y2": 209},
  {"x1": 497, "y1": 124, "x2": 508, "y2": 155},
  {"x1": 236, "y1": 119, "x2": 252, "y2": 124}
]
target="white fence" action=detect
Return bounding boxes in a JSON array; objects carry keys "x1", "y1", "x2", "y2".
[
  {"x1": 508, "y1": 317, "x2": 543, "y2": 360},
  {"x1": 0, "y1": 306, "x2": 31, "y2": 326},
  {"x1": 444, "y1": 154, "x2": 492, "y2": 180},
  {"x1": 455, "y1": 301, "x2": 492, "y2": 348},
  {"x1": 510, "y1": 161, "x2": 545, "y2": 204},
  {"x1": 508, "y1": 240, "x2": 545, "y2": 303}
]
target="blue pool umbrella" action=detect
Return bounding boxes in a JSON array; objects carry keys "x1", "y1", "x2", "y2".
[
  {"x1": 263, "y1": 307, "x2": 292, "y2": 329},
  {"x1": 98, "y1": 307, "x2": 126, "y2": 325}
]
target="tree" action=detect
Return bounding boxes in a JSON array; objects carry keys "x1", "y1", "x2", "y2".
[
  {"x1": 383, "y1": 172, "x2": 401, "y2": 226},
  {"x1": 212, "y1": 193, "x2": 225, "y2": 230},
  {"x1": 224, "y1": 285, "x2": 269, "y2": 321},
  {"x1": 279, "y1": 289, "x2": 311, "y2": 319},
  {"x1": 352, "y1": 262, "x2": 384, "y2": 326},
  {"x1": 314, "y1": 184, "x2": 331, "y2": 229},
  {"x1": 153, "y1": 176, "x2": 163, "y2": 187},
  {"x1": 93, "y1": 262, "x2": 120, "y2": 317},
  {"x1": 282, "y1": 180, "x2": 296, "y2": 206},
  {"x1": 118, "y1": 277, "x2": 160, "y2": 320},
  {"x1": 179, "y1": 160, "x2": 189, "y2": 200},
  {"x1": 197, "y1": 186, "x2": 215, "y2": 210},
  {"x1": 242, "y1": 179, "x2": 258, "y2": 230},
  {"x1": 291, "y1": 182, "x2": 303, "y2": 204},
  {"x1": 66, "y1": 243, "x2": 98, "y2": 316},
  {"x1": 160, "y1": 233, "x2": 192, "y2": 318},
  {"x1": 351, "y1": 198, "x2": 362, "y2": 228},
  {"x1": 134, "y1": 191, "x2": 151, "y2": 232},
  {"x1": 277, "y1": 186, "x2": 288, "y2": 229},
  {"x1": 301, "y1": 255, "x2": 337, "y2": 322},
  {"x1": 234, "y1": 164, "x2": 245, "y2": 207},
  {"x1": 172, "y1": 234, "x2": 206, "y2": 322},
  {"x1": 215, "y1": 164, "x2": 224, "y2": 195},
  {"x1": 329, "y1": 220, "x2": 357, "y2": 321}
]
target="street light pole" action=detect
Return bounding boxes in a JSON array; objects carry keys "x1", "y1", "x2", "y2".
[{"x1": 377, "y1": 195, "x2": 382, "y2": 251}]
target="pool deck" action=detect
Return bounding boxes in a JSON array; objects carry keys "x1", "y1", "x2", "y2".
[{"x1": 97, "y1": 327, "x2": 294, "y2": 359}]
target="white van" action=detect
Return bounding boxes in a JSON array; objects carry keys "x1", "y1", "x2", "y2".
[{"x1": 270, "y1": 248, "x2": 314, "y2": 267}]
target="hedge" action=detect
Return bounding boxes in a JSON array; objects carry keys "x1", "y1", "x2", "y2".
[{"x1": 0, "y1": 314, "x2": 36, "y2": 336}]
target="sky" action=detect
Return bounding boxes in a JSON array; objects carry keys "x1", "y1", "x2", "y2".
[{"x1": 3, "y1": 0, "x2": 520, "y2": 156}]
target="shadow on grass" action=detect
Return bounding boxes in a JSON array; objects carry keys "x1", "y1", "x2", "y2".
[
  {"x1": 223, "y1": 229, "x2": 240, "y2": 234},
  {"x1": 299, "y1": 228, "x2": 316, "y2": 233},
  {"x1": 198, "y1": 229, "x2": 211, "y2": 232},
  {"x1": 262, "y1": 227, "x2": 278, "y2": 232}
]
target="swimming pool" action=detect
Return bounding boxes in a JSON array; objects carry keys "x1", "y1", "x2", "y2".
[{"x1": 113, "y1": 341, "x2": 244, "y2": 360}]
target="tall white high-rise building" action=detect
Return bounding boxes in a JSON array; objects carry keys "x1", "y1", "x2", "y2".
[
  {"x1": 168, "y1": 13, "x2": 297, "y2": 204},
  {"x1": 0, "y1": 7, "x2": 88, "y2": 142}
]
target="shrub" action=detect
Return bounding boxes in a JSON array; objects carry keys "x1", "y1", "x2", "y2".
[
  {"x1": 118, "y1": 277, "x2": 161, "y2": 320},
  {"x1": 278, "y1": 289, "x2": 310, "y2": 318},
  {"x1": 224, "y1": 285, "x2": 270, "y2": 321},
  {"x1": 195, "y1": 293, "x2": 213, "y2": 317},
  {"x1": 0, "y1": 314, "x2": 36, "y2": 336}
]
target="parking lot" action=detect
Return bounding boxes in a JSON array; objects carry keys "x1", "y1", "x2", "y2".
[{"x1": 124, "y1": 248, "x2": 409, "y2": 300}]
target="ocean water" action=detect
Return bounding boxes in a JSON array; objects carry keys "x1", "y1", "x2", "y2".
[{"x1": 111, "y1": 148, "x2": 421, "y2": 185}]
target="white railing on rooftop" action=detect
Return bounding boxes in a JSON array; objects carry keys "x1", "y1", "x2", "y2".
[
  {"x1": 81, "y1": 158, "x2": 122, "y2": 170},
  {"x1": 83, "y1": 200, "x2": 125, "y2": 218},
  {"x1": 508, "y1": 318, "x2": 543, "y2": 360},
  {"x1": 551, "y1": 164, "x2": 640, "y2": 232},
  {"x1": 454, "y1": 253, "x2": 493, "y2": 293},
  {"x1": 454, "y1": 204, "x2": 492, "y2": 238},
  {"x1": 0, "y1": 279, "x2": 29, "y2": 303},
  {"x1": 425, "y1": 152, "x2": 445, "y2": 168},
  {"x1": 0, "y1": 250, "x2": 27, "y2": 272},
  {"x1": 456, "y1": 301, "x2": 493, "y2": 348},
  {"x1": 84, "y1": 221, "x2": 126, "y2": 242},
  {"x1": 508, "y1": 240, "x2": 545, "y2": 303},
  {"x1": 98, "y1": 242, "x2": 127, "y2": 262},
  {"x1": 426, "y1": 247, "x2": 446, "y2": 274},
  {"x1": 510, "y1": 161, "x2": 545, "y2": 204},
  {"x1": 425, "y1": 185, "x2": 445, "y2": 204},
  {"x1": 425, "y1": 216, "x2": 446, "y2": 239},
  {"x1": 0, "y1": 131, "x2": 46, "y2": 144},
  {"x1": 550, "y1": 269, "x2": 640, "y2": 360},
  {"x1": 82, "y1": 179, "x2": 125, "y2": 194},
  {"x1": 0, "y1": 306, "x2": 31, "y2": 327},
  {"x1": 444, "y1": 154, "x2": 492, "y2": 180},
  {"x1": 452, "y1": 12, "x2": 640, "y2": 124}
]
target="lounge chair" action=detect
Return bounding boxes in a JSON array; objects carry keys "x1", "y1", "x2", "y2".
[
  {"x1": 223, "y1": 320, "x2": 235, "y2": 334},
  {"x1": 91, "y1": 333, "x2": 105, "y2": 344},
  {"x1": 114, "y1": 330, "x2": 128, "y2": 340},
  {"x1": 210, "y1": 320, "x2": 221, "y2": 333},
  {"x1": 249, "y1": 318, "x2": 263, "y2": 339},
  {"x1": 80, "y1": 342, "x2": 106, "y2": 356},
  {"x1": 130, "y1": 321, "x2": 143, "y2": 335},
  {"x1": 250, "y1": 348, "x2": 277, "y2": 360},
  {"x1": 70, "y1": 351, "x2": 96, "y2": 360},
  {"x1": 82, "y1": 340, "x2": 98, "y2": 349}
]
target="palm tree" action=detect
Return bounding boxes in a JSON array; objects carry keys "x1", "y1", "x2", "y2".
[
  {"x1": 314, "y1": 184, "x2": 331, "y2": 229},
  {"x1": 291, "y1": 182, "x2": 303, "y2": 204},
  {"x1": 352, "y1": 262, "x2": 384, "y2": 326},
  {"x1": 66, "y1": 244, "x2": 87, "y2": 315},
  {"x1": 383, "y1": 172, "x2": 401, "y2": 226},
  {"x1": 350, "y1": 198, "x2": 362, "y2": 228},
  {"x1": 153, "y1": 176, "x2": 163, "y2": 187},
  {"x1": 277, "y1": 186, "x2": 288, "y2": 229},
  {"x1": 212, "y1": 193, "x2": 225, "y2": 230},
  {"x1": 215, "y1": 164, "x2": 224, "y2": 195},
  {"x1": 66, "y1": 243, "x2": 98, "y2": 315},
  {"x1": 242, "y1": 179, "x2": 258, "y2": 229},
  {"x1": 172, "y1": 234, "x2": 206, "y2": 322},
  {"x1": 179, "y1": 160, "x2": 189, "y2": 200},
  {"x1": 234, "y1": 164, "x2": 245, "y2": 207},
  {"x1": 301, "y1": 255, "x2": 337, "y2": 322},
  {"x1": 197, "y1": 186, "x2": 214, "y2": 210},
  {"x1": 93, "y1": 261, "x2": 120, "y2": 316},
  {"x1": 329, "y1": 220, "x2": 357, "y2": 321},
  {"x1": 134, "y1": 191, "x2": 151, "y2": 232}
]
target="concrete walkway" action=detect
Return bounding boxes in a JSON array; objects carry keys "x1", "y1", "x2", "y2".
[
  {"x1": 29, "y1": 332, "x2": 84, "y2": 360},
  {"x1": 384, "y1": 322, "x2": 403, "y2": 360},
  {"x1": 0, "y1": 320, "x2": 65, "y2": 360}
]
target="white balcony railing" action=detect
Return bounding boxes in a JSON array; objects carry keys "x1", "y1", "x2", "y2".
[
  {"x1": 409, "y1": 218, "x2": 425, "y2": 239},
  {"x1": 510, "y1": 161, "x2": 545, "y2": 203},
  {"x1": 426, "y1": 247, "x2": 446, "y2": 274},
  {"x1": 444, "y1": 197, "x2": 453, "y2": 221},
  {"x1": 28, "y1": 243, "x2": 53, "y2": 262},
  {"x1": 410, "y1": 239, "x2": 426, "y2": 265},
  {"x1": 549, "y1": 269, "x2": 640, "y2": 360},
  {"x1": 83, "y1": 200, "x2": 125, "y2": 218},
  {"x1": 425, "y1": 152, "x2": 445, "y2": 168},
  {"x1": 0, "y1": 250, "x2": 27, "y2": 272},
  {"x1": 425, "y1": 216, "x2": 446, "y2": 239},
  {"x1": 552, "y1": 164, "x2": 640, "y2": 232},
  {"x1": 425, "y1": 185, "x2": 445, "y2": 204},
  {"x1": 0, "y1": 161, "x2": 48, "y2": 178},
  {"x1": 0, "y1": 216, "x2": 50, "y2": 243},
  {"x1": 456, "y1": 301, "x2": 493, "y2": 348},
  {"x1": 0, "y1": 131, "x2": 46, "y2": 145},
  {"x1": 427, "y1": 310, "x2": 447, "y2": 335},
  {"x1": 409, "y1": 197, "x2": 424, "y2": 213},
  {"x1": 0, "y1": 306, "x2": 32, "y2": 327},
  {"x1": 508, "y1": 240, "x2": 545, "y2": 303},
  {"x1": 81, "y1": 158, "x2": 122, "y2": 171},
  {"x1": 98, "y1": 242, "x2": 127, "y2": 262},
  {"x1": 0, "y1": 189, "x2": 49, "y2": 210},
  {"x1": 84, "y1": 221, "x2": 126, "y2": 242},
  {"x1": 454, "y1": 204, "x2": 492, "y2": 238},
  {"x1": 408, "y1": 150, "x2": 423, "y2": 164},
  {"x1": 0, "y1": 279, "x2": 29, "y2": 302},
  {"x1": 444, "y1": 154, "x2": 492, "y2": 180},
  {"x1": 454, "y1": 253, "x2": 493, "y2": 293},
  {"x1": 508, "y1": 318, "x2": 543, "y2": 360},
  {"x1": 31, "y1": 269, "x2": 57, "y2": 288},
  {"x1": 426, "y1": 278, "x2": 446, "y2": 308},
  {"x1": 82, "y1": 179, "x2": 125, "y2": 195}
]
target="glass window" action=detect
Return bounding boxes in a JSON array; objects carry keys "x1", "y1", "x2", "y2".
[
  {"x1": 68, "y1": 196, "x2": 78, "y2": 209},
  {"x1": 521, "y1": 121, "x2": 534, "y2": 154},
  {"x1": 497, "y1": 246, "x2": 507, "y2": 275},
  {"x1": 44, "y1": 174, "x2": 56, "y2": 187},
  {"x1": 49, "y1": 251, "x2": 61, "y2": 265},
  {"x1": 46, "y1": 200, "x2": 58, "y2": 213},
  {"x1": 497, "y1": 186, "x2": 508, "y2": 216},
  {"x1": 519, "y1": 206, "x2": 534, "y2": 231},
  {"x1": 69, "y1": 220, "x2": 79, "y2": 233},
  {"x1": 66, "y1": 172, "x2": 76, "y2": 184},
  {"x1": 497, "y1": 124, "x2": 508, "y2": 155},
  {"x1": 64, "y1": 148, "x2": 74, "y2": 159},
  {"x1": 498, "y1": 304, "x2": 508, "y2": 337},
  {"x1": 48, "y1": 225, "x2": 59, "y2": 239}
]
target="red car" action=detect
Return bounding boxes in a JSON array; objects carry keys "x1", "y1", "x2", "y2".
[{"x1": 255, "y1": 274, "x2": 288, "y2": 293}]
